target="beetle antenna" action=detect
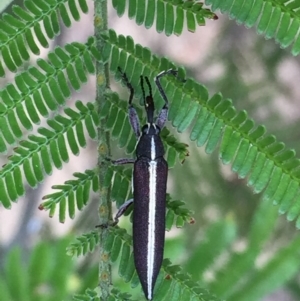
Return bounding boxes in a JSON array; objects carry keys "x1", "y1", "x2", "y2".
[
  {"x1": 155, "y1": 69, "x2": 185, "y2": 108},
  {"x1": 140, "y1": 75, "x2": 146, "y2": 103},
  {"x1": 145, "y1": 76, "x2": 153, "y2": 99},
  {"x1": 155, "y1": 69, "x2": 186, "y2": 130},
  {"x1": 143, "y1": 76, "x2": 154, "y2": 124}
]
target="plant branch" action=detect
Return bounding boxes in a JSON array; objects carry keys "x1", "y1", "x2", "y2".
[{"x1": 94, "y1": 0, "x2": 112, "y2": 300}]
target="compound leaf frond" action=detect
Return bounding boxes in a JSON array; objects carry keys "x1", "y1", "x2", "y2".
[
  {"x1": 0, "y1": 101, "x2": 98, "y2": 209},
  {"x1": 112, "y1": 0, "x2": 217, "y2": 36},
  {"x1": 0, "y1": 0, "x2": 89, "y2": 76},
  {"x1": 102, "y1": 29, "x2": 300, "y2": 229},
  {"x1": 67, "y1": 230, "x2": 100, "y2": 257},
  {"x1": 0, "y1": 37, "x2": 99, "y2": 153},
  {"x1": 73, "y1": 288, "x2": 134, "y2": 301},
  {"x1": 43, "y1": 161, "x2": 193, "y2": 225},
  {"x1": 205, "y1": 0, "x2": 300, "y2": 55},
  {"x1": 95, "y1": 227, "x2": 221, "y2": 301},
  {"x1": 40, "y1": 169, "x2": 98, "y2": 222}
]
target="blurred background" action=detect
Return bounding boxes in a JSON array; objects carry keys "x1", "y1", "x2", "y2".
[{"x1": 1, "y1": 1, "x2": 300, "y2": 300}]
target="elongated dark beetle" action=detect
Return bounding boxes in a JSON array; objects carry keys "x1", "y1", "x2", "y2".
[{"x1": 111, "y1": 67, "x2": 181, "y2": 300}]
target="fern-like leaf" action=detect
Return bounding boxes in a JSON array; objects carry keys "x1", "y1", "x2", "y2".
[
  {"x1": 102, "y1": 29, "x2": 300, "y2": 229},
  {"x1": 40, "y1": 169, "x2": 99, "y2": 222},
  {"x1": 48, "y1": 160, "x2": 193, "y2": 224},
  {"x1": 185, "y1": 218, "x2": 237, "y2": 281},
  {"x1": 112, "y1": 0, "x2": 217, "y2": 36},
  {"x1": 0, "y1": 0, "x2": 89, "y2": 76},
  {"x1": 67, "y1": 230, "x2": 100, "y2": 257},
  {"x1": 205, "y1": 0, "x2": 300, "y2": 55},
  {"x1": 0, "y1": 37, "x2": 99, "y2": 153},
  {"x1": 73, "y1": 288, "x2": 134, "y2": 301},
  {"x1": 227, "y1": 235, "x2": 300, "y2": 301},
  {"x1": 0, "y1": 238, "x2": 74, "y2": 300},
  {"x1": 165, "y1": 196, "x2": 194, "y2": 229},
  {"x1": 0, "y1": 101, "x2": 98, "y2": 209},
  {"x1": 207, "y1": 198, "x2": 279, "y2": 299},
  {"x1": 93, "y1": 227, "x2": 221, "y2": 301},
  {"x1": 73, "y1": 288, "x2": 100, "y2": 301},
  {"x1": 67, "y1": 196, "x2": 192, "y2": 256}
]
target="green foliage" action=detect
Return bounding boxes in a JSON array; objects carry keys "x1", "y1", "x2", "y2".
[
  {"x1": 73, "y1": 289, "x2": 101, "y2": 301},
  {"x1": 40, "y1": 164, "x2": 192, "y2": 222},
  {"x1": 0, "y1": 239, "x2": 75, "y2": 301},
  {"x1": 0, "y1": 100, "x2": 98, "y2": 209},
  {"x1": 0, "y1": 38, "x2": 99, "y2": 151},
  {"x1": 68, "y1": 230, "x2": 100, "y2": 256},
  {"x1": 229, "y1": 235, "x2": 300, "y2": 301},
  {"x1": 206, "y1": 0, "x2": 300, "y2": 55},
  {"x1": 89, "y1": 226, "x2": 222, "y2": 301},
  {"x1": 0, "y1": 0, "x2": 89, "y2": 76},
  {"x1": 112, "y1": 0, "x2": 217, "y2": 35},
  {"x1": 100, "y1": 28, "x2": 300, "y2": 229},
  {"x1": 1, "y1": 0, "x2": 300, "y2": 301},
  {"x1": 67, "y1": 196, "x2": 193, "y2": 256},
  {"x1": 73, "y1": 288, "x2": 135, "y2": 301},
  {"x1": 41, "y1": 169, "x2": 99, "y2": 222},
  {"x1": 204, "y1": 197, "x2": 300, "y2": 301},
  {"x1": 185, "y1": 217, "x2": 237, "y2": 282}
]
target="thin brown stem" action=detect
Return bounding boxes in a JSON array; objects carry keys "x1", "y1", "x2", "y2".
[{"x1": 94, "y1": 0, "x2": 112, "y2": 299}]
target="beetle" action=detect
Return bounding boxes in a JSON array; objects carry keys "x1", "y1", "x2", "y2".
[{"x1": 111, "y1": 67, "x2": 180, "y2": 300}]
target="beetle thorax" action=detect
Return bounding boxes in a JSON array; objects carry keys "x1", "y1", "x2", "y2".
[{"x1": 136, "y1": 124, "x2": 165, "y2": 160}]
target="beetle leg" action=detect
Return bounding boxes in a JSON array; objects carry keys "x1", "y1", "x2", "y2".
[
  {"x1": 155, "y1": 106, "x2": 168, "y2": 130},
  {"x1": 109, "y1": 158, "x2": 134, "y2": 225},
  {"x1": 109, "y1": 158, "x2": 135, "y2": 165},
  {"x1": 155, "y1": 69, "x2": 176, "y2": 129},
  {"x1": 155, "y1": 69, "x2": 178, "y2": 107},
  {"x1": 118, "y1": 67, "x2": 141, "y2": 138},
  {"x1": 155, "y1": 69, "x2": 186, "y2": 129},
  {"x1": 128, "y1": 106, "x2": 141, "y2": 138},
  {"x1": 107, "y1": 157, "x2": 134, "y2": 224},
  {"x1": 114, "y1": 198, "x2": 134, "y2": 224}
]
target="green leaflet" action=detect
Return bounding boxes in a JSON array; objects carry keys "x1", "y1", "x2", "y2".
[
  {"x1": 0, "y1": 0, "x2": 89, "y2": 76},
  {"x1": 20, "y1": 30, "x2": 288, "y2": 229},
  {"x1": 206, "y1": 0, "x2": 300, "y2": 55},
  {"x1": 70, "y1": 227, "x2": 220, "y2": 301},
  {"x1": 0, "y1": 101, "x2": 98, "y2": 210},
  {"x1": 0, "y1": 38, "x2": 99, "y2": 153},
  {"x1": 112, "y1": 0, "x2": 216, "y2": 36}
]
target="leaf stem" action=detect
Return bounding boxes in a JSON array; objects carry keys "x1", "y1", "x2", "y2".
[{"x1": 94, "y1": 0, "x2": 112, "y2": 299}]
